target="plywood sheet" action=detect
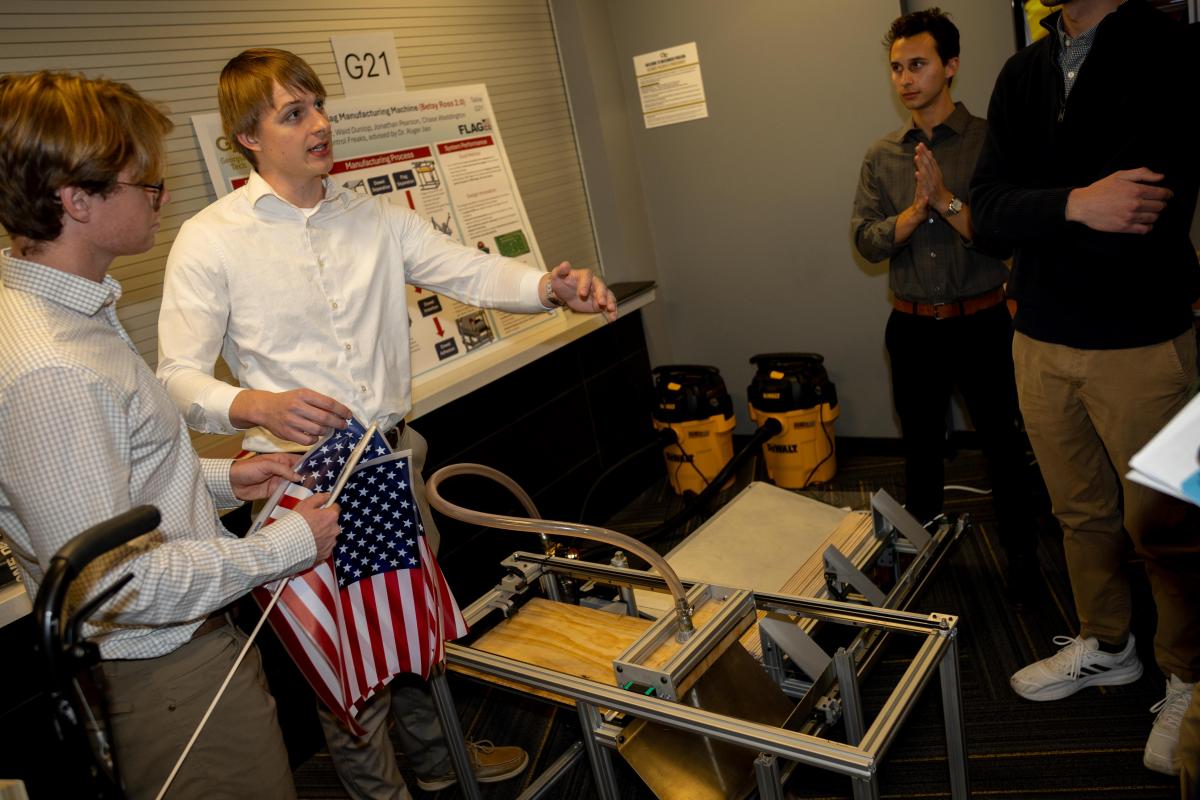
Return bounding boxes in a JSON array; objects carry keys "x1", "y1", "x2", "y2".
[{"x1": 452, "y1": 597, "x2": 652, "y2": 704}]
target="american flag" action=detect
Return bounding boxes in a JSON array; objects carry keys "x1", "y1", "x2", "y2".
[{"x1": 252, "y1": 419, "x2": 468, "y2": 734}]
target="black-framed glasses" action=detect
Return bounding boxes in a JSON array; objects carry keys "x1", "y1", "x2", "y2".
[{"x1": 116, "y1": 180, "x2": 165, "y2": 211}]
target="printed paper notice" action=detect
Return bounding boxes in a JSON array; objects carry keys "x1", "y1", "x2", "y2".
[{"x1": 633, "y1": 42, "x2": 708, "y2": 129}]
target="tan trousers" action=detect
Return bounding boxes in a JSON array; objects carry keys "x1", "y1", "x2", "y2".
[
  {"x1": 401, "y1": 425, "x2": 441, "y2": 555},
  {"x1": 99, "y1": 623, "x2": 295, "y2": 800},
  {"x1": 1181, "y1": 683, "x2": 1200, "y2": 798},
  {"x1": 1013, "y1": 330, "x2": 1200, "y2": 681}
]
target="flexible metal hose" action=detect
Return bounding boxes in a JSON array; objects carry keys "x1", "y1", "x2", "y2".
[{"x1": 425, "y1": 462, "x2": 695, "y2": 635}]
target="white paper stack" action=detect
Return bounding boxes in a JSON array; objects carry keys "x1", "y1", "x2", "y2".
[{"x1": 1127, "y1": 392, "x2": 1200, "y2": 505}]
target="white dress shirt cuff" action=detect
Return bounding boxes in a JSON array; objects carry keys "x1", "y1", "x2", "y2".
[{"x1": 525, "y1": 270, "x2": 554, "y2": 311}]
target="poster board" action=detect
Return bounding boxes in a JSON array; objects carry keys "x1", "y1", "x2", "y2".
[{"x1": 192, "y1": 84, "x2": 554, "y2": 377}]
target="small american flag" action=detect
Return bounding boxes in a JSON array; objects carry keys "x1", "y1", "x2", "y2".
[{"x1": 252, "y1": 420, "x2": 468, "y2": 734}]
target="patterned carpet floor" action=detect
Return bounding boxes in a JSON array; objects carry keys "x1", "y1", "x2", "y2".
[{"x1": 292, "y1": 444, "x2": 1181, "y2": 799}]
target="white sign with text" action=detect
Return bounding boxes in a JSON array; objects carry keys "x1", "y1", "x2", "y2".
[{"x1": 331, "y1": 32, "x2": 405, "y2": 95}]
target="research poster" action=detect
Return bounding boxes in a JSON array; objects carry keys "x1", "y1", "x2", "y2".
[{"x1": 192, "y1": 84, "x2": 553, "y2": 377}]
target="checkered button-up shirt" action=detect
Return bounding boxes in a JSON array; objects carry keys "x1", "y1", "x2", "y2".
[
  {"x1": 1050, "y1": 10, "x2": 1099, "y2": 99},
  {"x1": 0, "y1": 251, "x2": 315, "y2": 659}
]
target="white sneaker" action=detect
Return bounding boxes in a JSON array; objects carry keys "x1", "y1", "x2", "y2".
[
  {"x1": 1010, "y1": 634, "x2": 1143, "y2": 701},
  {"x1": 1144, "y1": 674, "x2": 1196, "y2": 776}
]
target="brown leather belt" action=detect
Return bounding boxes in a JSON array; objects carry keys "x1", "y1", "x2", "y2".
[
  {"x1": 189, "y1": 611, "x2": 231, "y2": 641},
  {"x1": 891, "y1": 287, "x2": 1006, "y2": 320},
  {"x1": 383, "y1": 420, "x2": 406, "y2": 448}
]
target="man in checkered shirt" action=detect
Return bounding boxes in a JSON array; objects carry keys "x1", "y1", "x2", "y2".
[{"x1": 0, "y1": 71, "x2": 341, "y2": 799}]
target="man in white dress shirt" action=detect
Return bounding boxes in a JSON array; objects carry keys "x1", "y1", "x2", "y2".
[{"x1": 157, "y1": 49, "x2": 617, "y2": 798}]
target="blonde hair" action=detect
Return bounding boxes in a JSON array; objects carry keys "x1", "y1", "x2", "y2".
[
  {"x1": 0, "y1": 71, "x2": 172, "y2": 243},
  {"x1": 219, "y1": 48, "x2": 326, "y2": 167}
]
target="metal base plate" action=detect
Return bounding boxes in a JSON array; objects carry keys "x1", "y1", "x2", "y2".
[{"x1": 618, "y1": 641, "x2": 794, "y2": 800}]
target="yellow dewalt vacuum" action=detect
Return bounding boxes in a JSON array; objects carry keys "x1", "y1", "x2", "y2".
[
  {"x1": 747, "y1": 353, "x2": 838, "y2": 488},
  {"x1": 651, "y1": 365, "x2": 736, "y2": 495}
]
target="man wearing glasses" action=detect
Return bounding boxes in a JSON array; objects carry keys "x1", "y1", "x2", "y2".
[{"x1": 0, "y1": 71, "x2": 342, "y2": 798}]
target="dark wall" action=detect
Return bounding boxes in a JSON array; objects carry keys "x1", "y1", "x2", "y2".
[{"x1": 415, "y1": 309, "x2": 663, "y2": 601}]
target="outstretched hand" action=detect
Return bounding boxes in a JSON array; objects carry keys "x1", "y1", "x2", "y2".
[{"x1": 545, "y1": 261, "x2": 618, "y2": 322}]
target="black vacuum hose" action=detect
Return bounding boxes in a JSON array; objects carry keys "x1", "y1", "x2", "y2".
[{"x1": 578, "y1": 417, "x2": 783, "y2": 557}]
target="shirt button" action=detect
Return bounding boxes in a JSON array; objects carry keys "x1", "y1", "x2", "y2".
[
  {"x1": 928, "y1": 216, "x2": 936, "y2": 224},
  {"x1": 1067, "y1": 71, "x2": 1075, "y2": 79},
  {"x1": 331, "y1": 301, "x2": 339, "y2": 310},
  {"x1": 344, "y1": 343, "x2": 352, "y2": 351},
  {"x1": 359, "y1": 384, "x2": 367, "y2": 393},
  {"x1": 929, "y1": 251, "x2": 937, "y2": 258}
]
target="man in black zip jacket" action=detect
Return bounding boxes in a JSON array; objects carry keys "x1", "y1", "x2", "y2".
[{"x1": 971, "y1": 0, "x2": 1199, "y2": 778}]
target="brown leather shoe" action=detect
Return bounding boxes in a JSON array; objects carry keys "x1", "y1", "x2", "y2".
[{"x1": 416, "y1": 740, "x2": 529, "y2": 791}]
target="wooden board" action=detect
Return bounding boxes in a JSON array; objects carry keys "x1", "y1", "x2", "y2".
[{"x1": 451, "y1": 597, "x2": 652, "y2": 704}]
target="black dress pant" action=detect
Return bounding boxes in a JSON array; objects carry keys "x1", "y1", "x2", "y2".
[{"x1": 884, "y1": 302, "x2": 1036, "y2": 564}]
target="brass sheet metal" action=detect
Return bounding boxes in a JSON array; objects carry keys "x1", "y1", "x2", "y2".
[{"x1": 618, "y1": 642, "x2": 794, "y2": 800}]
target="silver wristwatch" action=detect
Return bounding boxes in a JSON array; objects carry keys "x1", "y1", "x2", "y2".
[{"x1": 944, "y1": 195, "x2": 964, "y2": 217}]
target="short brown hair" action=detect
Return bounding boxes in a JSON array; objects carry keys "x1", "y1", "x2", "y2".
[
  {"x1": 885, "y1": 8, "x2": 960, "y2": 86},
  {"x1": 219, "y1": 48, "x2": 326, "y2": 167},
  {"x1": 0, "y1": 71, "x2": 172, "y2": 243}
]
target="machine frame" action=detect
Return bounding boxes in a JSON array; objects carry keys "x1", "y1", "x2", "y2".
[{"x1": 431, "y1": 532, "x2": 969, "y2": 800}]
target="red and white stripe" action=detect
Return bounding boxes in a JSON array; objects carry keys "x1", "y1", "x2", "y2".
[{"x1": 252, "y1": 481, "x2": 467, "y2": 733}]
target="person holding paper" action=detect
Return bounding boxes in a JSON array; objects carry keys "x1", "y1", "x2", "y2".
[
  {"x1": 971, "y1": 0, "x2": 1200, "y2": 777},
  {"x1": 851, "y1": 9, "x2": 1043, "y2": 608},
  {"x1": 157, "y1": 48, "x2": 617, "y2": 798},
  {"x1": 0, "y1": 71, "x2": 341, "y2": 800}
]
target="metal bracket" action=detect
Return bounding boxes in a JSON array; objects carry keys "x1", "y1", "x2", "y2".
[
  {"x1": 461, "y1": 558, "x2": 547, "y2": 624},
  {"x1": 823, "y1": 545, "x2": 886, "y2": 607},
  {"x1": 871, "y1": 489, "x2": 931, "y2": 550},
  {"x1": 813, "y1": 693, "x2": 843, "y2": 726},
  {"x1": 614, "y1": 584, "x2": 754, "y2": 701}
]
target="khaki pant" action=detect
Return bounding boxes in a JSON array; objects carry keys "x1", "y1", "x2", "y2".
[
  {"x1": 1181, "y1": 683, "x2": 1200, "y2": 798},
  {"x1": 401, "y1": 425, "x2": 441, "y2": 555},
  {"x1": 318, "y1": 676, "x2": 455, "y2": 800},
  {"x1": 1013, "y1": 330, "x2": 1200, "y2": 681},
  {"x1": 99, "y1": 623, "x2": 294, "y2": 800}
]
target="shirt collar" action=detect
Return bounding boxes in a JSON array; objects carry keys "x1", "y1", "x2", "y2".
[
  {"x1": 1041, "y1": 0, "x2": 1128, "y2": 44},
  {"x1": 1050, "y1": 8, "x2": 1101, "y2": 50},
  {"x1": 887, "y1": 101, "x2": 971, "y2": 144},
  {"x1": 245, "y1": 170, "x2": 349, "y2": 213},
  {"x1": 1, "y1": 249, "x2": 122, "y2": 316}
]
